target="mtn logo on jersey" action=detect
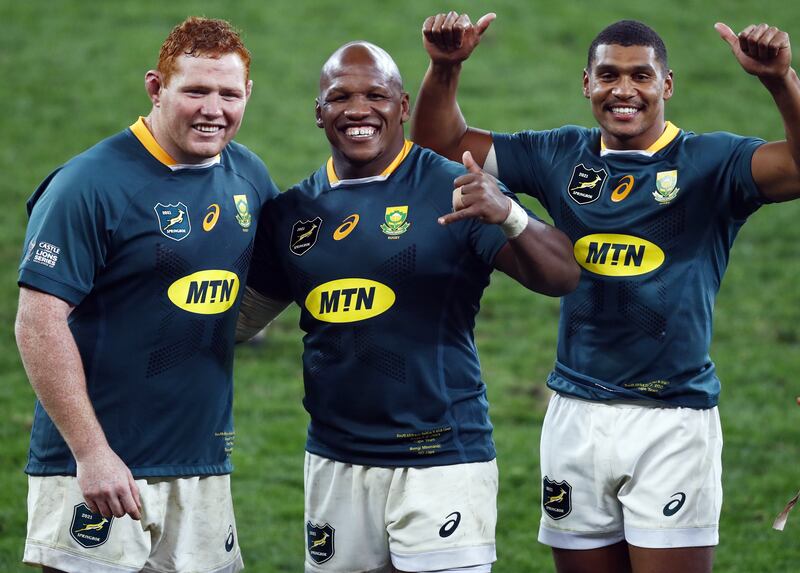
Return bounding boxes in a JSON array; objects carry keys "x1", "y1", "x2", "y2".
[
  {"x1": 155, "y1": 202, "x2": 191, "y2": 241},
  {"x1": 70, "y1": 503, "x2": 113, "y2": 548},
  {"x1": 307, "y1": 522, "x2": 335, "y2": 564},
  {"x1": 291, "y1": 217, "x2": 322, "y2": 256},
  {"x1": 574, "y1": 234, "x2": 664, "y2": 277},
  {"x1": 567, "y1": 164, "x2": 607, "y2": 205},
  {"x1": 168, "y1": 270, "x2": 240, "y2": 314},
  {"x1": 305, "y1": 278, "x2": 395, "y2": 323}
]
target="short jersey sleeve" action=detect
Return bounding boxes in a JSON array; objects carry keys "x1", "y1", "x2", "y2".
[
  {"x1": 706, "y1": 132, "x2": 767, "y2": 221},
  {"x1": 18, "y1": 166, "x2": 115, "y2": 305}
]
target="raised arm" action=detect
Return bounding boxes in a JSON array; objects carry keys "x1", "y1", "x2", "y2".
[
  {"x1": 440, "y1": 152, "x2": 580, "y2": 296},
  {"x1": 15, "y1": 287, "x2": 141, "y2": 520},
  {"x1": 411, "y1": 12, "x2": 497, "y2": 166},
  {"x1": 716, "y1": 22, "x2": 800, "y2": 201}
]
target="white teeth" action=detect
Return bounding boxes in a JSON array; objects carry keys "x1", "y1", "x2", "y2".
[
  {"x1": 345, "y1": 126, "x2": 376, "y2": 137},
  {"x1": 611, "y1": 107, "x2": 638, "y2": 115},
  {"x1": 195, "y1": 125, "x2": 222, "y2": 133}
]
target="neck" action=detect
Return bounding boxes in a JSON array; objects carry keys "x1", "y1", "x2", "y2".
[{"x1": 331, "y1": 137, "x2": 406, "y2": 180}]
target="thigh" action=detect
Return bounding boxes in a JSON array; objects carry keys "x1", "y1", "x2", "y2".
[
  {"x1": 551, "y1": 541, "x2": 632, "y2": 573},
  {"x1": 538, "y1": 394, "x2": 625, "y2": 550},
  {"x1": 628, "y1": 545, "x2": 714, "y2": 573},
  {"x1": 143, "y1": 475, "x2": 243, "y2": 573},
  {"x1": 25, "y1": 475, "x2": 150, "y2": 573},
  {"x1": 619, "y1": 406, "x2": 722, "y2": 548},
  {"x1": 304, "y1": 453, "x2": 394, "y2": 573},
  {"x1": 386, "y1": 460, "x2": 498, "y2": 572}
]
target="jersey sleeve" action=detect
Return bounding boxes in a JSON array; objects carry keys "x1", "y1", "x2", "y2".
[
  {"x1": 710, "y1": 132, "x2": 767, "y2": 220},
  {"x1": 18, "y1": 166, "x2": 113, "y2": 306},
  {"x1": 247, "y1": 198, "x2": 293, "y2": 301},
  {"x1": 491, "y1": 126, "x2": 583, "y2": 214}
]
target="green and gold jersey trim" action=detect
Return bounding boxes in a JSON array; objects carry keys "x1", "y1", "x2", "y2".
[
  {"x1": 129, "y1": 117, "x2": 221, "y2": 170},
  {"x1": 600, "y1": 121, "x2": 680, "y2": 157},
  {"x1": 326, "y1": 140, "x2": 414, "y2": 188}
]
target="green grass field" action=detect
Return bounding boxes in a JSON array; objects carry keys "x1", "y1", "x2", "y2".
[{"x1": 2, "y1": 0, "x2": 800, "y2": 571}]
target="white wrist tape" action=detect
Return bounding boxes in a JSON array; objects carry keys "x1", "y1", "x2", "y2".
[{"x1": 500, "y1": 199, "x2": 528, "y2": 239}]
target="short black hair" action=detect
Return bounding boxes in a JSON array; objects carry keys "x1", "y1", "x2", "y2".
[{"x1": 587, "y1": 20, "x2": 668, "y2": 71}]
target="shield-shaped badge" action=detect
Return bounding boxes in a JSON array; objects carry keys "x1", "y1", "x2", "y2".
[
  {"x1": 567, "y1": 164, "x2": 608, "y2": 205},
  {"x1": 380, "y1": 205, "x2": 410, "y2": 237},
  {"x1": 306, "y1": 521, "x2": 335, "y2": 564},
  {"x1": 154, "y1": 202, "x2": 191, "y2": 241},
  {"x1": 542, "y1": 476, "x2": 572, "y2": 520},
  {"x1": 653, "y1": 170, "x2": 680, "y2": 204},
  {"x1": 290, "y1": 217, "x2": 322, "y2": 256},
  {"x1": 70, "y1": 503, "x2": 113, "y2": 548}
]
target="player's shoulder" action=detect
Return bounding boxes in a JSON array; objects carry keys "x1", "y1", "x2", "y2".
[
  {"x1": 409, "y1": 144, "x2": 468, "y2": 181},
  {"x1": 221, "y1": 140, "x2": 278, "y2": 197},
  {"x1": 680, "y1": 129, "x2": 764, "y2": 151},
  {"x1": 495, "y1": 124, "x2": 596, "y2": 150},
  {"x1": 273, "y1": 164, "x2": 329, "y2": 208}
]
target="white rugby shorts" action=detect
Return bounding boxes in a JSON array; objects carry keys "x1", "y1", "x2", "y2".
[
  {"x1": 538, "y1": 393, "x2": 722, "y2": 549},
  {"x1": 25, "y1": 474, "x2": 242, "y2": 573},
  {"x1": 304, "y1": 452, "x2": 497, "y2": 573}
]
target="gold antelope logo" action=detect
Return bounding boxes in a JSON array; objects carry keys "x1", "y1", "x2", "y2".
[
  {"x1": 293, "y1": 223, "x2": 318, "y2": 247},
  {"x1": 571, "y1": 175, "x2": 601, "y2": 191},
  {"x1": 544, "y1": 488, "x2": 567, "y2": 506},
  {"x1": 75, "y1": 518, "x2": 109, "y2": 532},
  {"x1": 310, "y1": 531, "x2": 329, "y2": 549},
  {"x1": 163, "y1": 209, "x2": 186, "y2": 230}
]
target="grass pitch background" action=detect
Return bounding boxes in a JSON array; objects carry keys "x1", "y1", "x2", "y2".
[{"x1": 2, "y1": 0, "x2": 799, "y2": 571}]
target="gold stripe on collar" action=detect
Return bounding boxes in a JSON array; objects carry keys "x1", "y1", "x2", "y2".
[
  {"x1": 327, "y1": 140, "x2": 414, "y2": 186},
  {"x1": 130, "y1": 117, "x2": 176, "y2": 166},
  {"x1": 601, "y1": 121, "x2": 680, "y2": 155}
]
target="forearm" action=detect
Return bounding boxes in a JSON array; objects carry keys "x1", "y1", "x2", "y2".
[
  {"x1": 235, "y1": 286, "x2": 290, "y2": 342},
  {"x1": 763, "y1": 67, "x2": 800, "y2": 170},
  {"x1": 411, "y1": 62, "x2": 469, "y2": 159},
  {"x1": 15, "y1": 295, "x2": 108, "y2": 460},
  {"x1": 495, "y1": 215, "x2": 580, "y2": 297}
]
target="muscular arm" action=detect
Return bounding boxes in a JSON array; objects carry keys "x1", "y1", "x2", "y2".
[
  {"x1": 442, "y1": 152, "x2": 580, "y2": 296},
  {"x1": 717, "y1": 23, "x2": 800, "y2": 201},
  {"x1": 15, "y1": 287, "x2": 141, "y2": 519},
  {"x1": 411, "y1": 12, "x2": 496, "y2": 166}
]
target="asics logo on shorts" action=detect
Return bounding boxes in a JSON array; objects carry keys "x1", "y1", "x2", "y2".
[
  {"x1": 663, "y1": 492, "x2": 687, "y2": 516},
  {"x1": 438, "y1": 512, "x2": 461, "y2": 537},
  {"x1": 225, "y1": 524, "x2": 235, "y2": 552}
]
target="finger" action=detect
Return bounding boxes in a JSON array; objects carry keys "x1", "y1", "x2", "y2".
[
  {"x1": 84, "y1": 498, "x2": 101, "y2": 515},
  {"x1": 747, "y1": 23, "x2": 770, "y2": 58},
  {"x1": 738, "y1": 24, "x2": 757, "y2": 55},
  {"x1": 714, "y1": 22, "x2": 738, "y2": 49},
  {"x1": 442, "y1": 11, "x2": 459, "y2": 51},
  {"x1": 93, "y1": 498, "x2": 113, "y2": 519},
  {"x1": 759, "y1": 27, "x2": 781, "y2": 60},
  {"x1": 475, "y1": 12, "x2": 497, "y2": 36},
  {"x1": 454, "y1": 172, "x2": 479, "y2": 188},
  {"x1": 462, "y1": 150, "x2": 483, "y2": 174},
  {"x1": 107, "y1": 493, "x2": 126, "y2": 518},
  {"x1": 130, "y1": 475, "x2": 142, "y2": 511},
  {"x1": 120, "y1": 486, "x2": 142, "y2": 520},
  {"x1": 428, "y1": 13, "x2": 447, "y2": 47},
  {"x1": 422, "y1": 15, "x2": 436, "y2": 40},
  {"x1": 452, "y1": 186, "x2": 465, "y2": 211},
  {"x1": 454, "y1": 13, "x2": 471, "y2": 49},
  {"x1": 438, "y1": 206, "x2": 479, "y2": 226}
]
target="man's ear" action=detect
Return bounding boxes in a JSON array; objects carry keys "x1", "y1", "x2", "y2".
[
  {"x1": 662, "y1": 69, "x2": 674, "y2": 102},
  {"x1": 399, "y1": 92, "x2": 410, "y2": 123},
  {"x1": 145, "y1": 70, "x2": 164, "y2": 106},
  {"x1": 315, "y1": 99, "x2": 324, "y2": 128},
  {"x1": 582, "y1": 69, "x2": 590, "y2": 99}
]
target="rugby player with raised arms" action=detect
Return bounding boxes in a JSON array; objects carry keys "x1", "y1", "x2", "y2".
[{"x1": 411, "y1": 11, "x2": 800, "y2": 573}]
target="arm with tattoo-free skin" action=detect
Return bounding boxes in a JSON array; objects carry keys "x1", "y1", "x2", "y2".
[
  {"x1": 411, "y1": 12, "x2": 498, "y2": 166},
  {"x1": 442, "y1": 151, "x2": 580, "y2": 296},
  {"x1": 15, "y1": 288, "x2": 141, "y2": 520},
  {"x1": 716, "y1": 22, "x2": 800, "y2": 201}
]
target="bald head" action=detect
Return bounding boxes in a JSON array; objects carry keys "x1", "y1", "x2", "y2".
[{"x1": 320, "y1": 41, "x2": 403, "y2": 94}]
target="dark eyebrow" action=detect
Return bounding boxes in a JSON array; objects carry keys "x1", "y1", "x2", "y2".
[{"x1": 594, "y1": 63, "x2": 656, "y2": 75}]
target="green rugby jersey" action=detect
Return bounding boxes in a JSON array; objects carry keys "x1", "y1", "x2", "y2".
[
  {"x1": 248, "y1": 142, "x2": 525, "y2": 466},
  {"x1": 493, "y1": 122, "x2": 767, "y2": 408},
  {"x1": 19, "y1": 118, "x2": 279, "y2": 477}
]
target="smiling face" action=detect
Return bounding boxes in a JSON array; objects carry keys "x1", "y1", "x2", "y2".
[
  {"x1": 583, "y1": 44, "x2": 673, "y2": 150},
  {"x1": 146, "y1": 52, "x2": 251, "y2": 164},
  {"x1": 316, "y1": 43, "x2": 409, "y2": 179}
]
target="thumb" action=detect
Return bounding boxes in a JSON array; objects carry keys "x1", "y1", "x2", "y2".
[
  {"x1": 462, "y1": 150, "x2": 482, "y2": 173},
  {"x1": 476, "y1": 13, "x2": 496, "y2": 36},
  {"x1": 714, "y1": 22, "x2": 738, "y2": 49}
]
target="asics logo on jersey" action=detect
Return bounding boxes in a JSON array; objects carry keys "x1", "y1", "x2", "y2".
[
  {"x1": 663, "y1": 492, "x2": 687, "y2": 516},
  {"x1": 168, "y1": 270, "x2": 240, "y2": 314},
  {"x1": 611, "y1": 175, "x2": 635, "y2": 203},
  {"x1": 203, "y1": 204, "x2": 221, "y2": 231},
  {"x1": 333, "y1": 214, "x2": 360, "y2": 240},
  {"x1": 574, "y1": 234, "x2": 665, "y2": 277},
  {"x1": 305, "y1": 278, "x2": 395, "y2": 323},
  {"x1": 439, "y1": 512, "x2": 461, "y2": 538}
]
